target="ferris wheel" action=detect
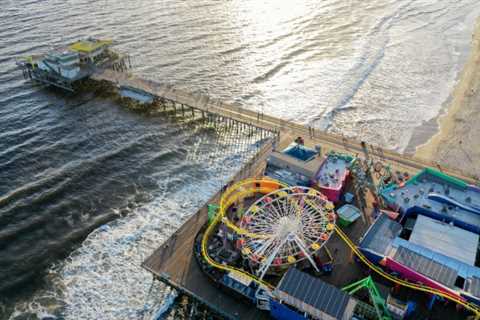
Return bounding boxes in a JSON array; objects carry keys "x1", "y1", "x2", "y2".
[{"x1": 236, "y1": 186, "x2": 336, "y2": 280}]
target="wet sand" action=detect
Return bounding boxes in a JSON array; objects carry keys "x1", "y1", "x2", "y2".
[{"x1": 415, "y1": 17, "x2": 480, "y2": 179}]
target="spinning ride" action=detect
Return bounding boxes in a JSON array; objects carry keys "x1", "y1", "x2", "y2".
[{"x1": 235, "y1": 186, "x2": 336, "y2": 279}]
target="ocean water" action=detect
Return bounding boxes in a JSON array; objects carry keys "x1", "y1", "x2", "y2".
[{"x1": 1, "y1": 0, "x2": 479, "y2": 319}]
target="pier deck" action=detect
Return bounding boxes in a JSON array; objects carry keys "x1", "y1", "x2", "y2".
[
  {"x1": 101, "y1": 66, "x2": 480, "y2": 318},
  {"x1": 16, "y1": 43, "x2": 480, "y2": 319},
  {"x1": 141, "y1": 133, "x2": 385, "y2": 319},
  {"x1": 141, "y1": 134, "x2": 373, "y2": 319},
  {"x1": 140, "y1": 133, "x2": 478, "y2": 319},
  {"x1": 142, "y1": 139, "x2": 279, "y2": 319},
  {"x1": 92, "y1": 68, "x2": 477, "y2": 184}
]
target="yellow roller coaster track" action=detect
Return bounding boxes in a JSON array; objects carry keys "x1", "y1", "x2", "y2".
[
  {"x1": 201, "y1": 178, "x2": 288, "y2": 289},
  {"x1": 200, "y1": 178, "x2": 480, "y2": 318},
  {"x1": 334, "y1": 226, "x2": 480, "y2": 319}
]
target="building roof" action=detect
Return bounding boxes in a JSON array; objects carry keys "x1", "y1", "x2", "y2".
[
  {"x1": 380, "y1": 168, "x2": 480, "y2": 233},
  {"x1": 314, "y1": 153, "x2": 353, "y2": 189},
  {"x1": 274, "y1": 268, "x2": 355, "y2": 320},
  {"x1": 409, "y1": 215, "x2": 479, "y2": 266},
  {"x1": 360, "y1": 213, "x2": 402, "y2": 256},
  {"x1": 337, "y1": 204, "x2": 361, "y2": 222},
  {"x1": 69, "y1": 39, "x2": 112, "y2": 53},
  {"x1": 266, "y1": 151, "x2": 322, "y2": 179},
  {"x1": 393, "y1": 246, "x2": 458, "y2": 288},
  {"x1": 391, "y1": 236, "x2": 480, "y2": 291},
  {"x1": 282, "y1": 143, "x2": 318, "y2": 161}
]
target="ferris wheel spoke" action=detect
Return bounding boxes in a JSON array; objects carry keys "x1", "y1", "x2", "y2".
[
  {"x1": 253, "y1": 236, "x2": 275, "y2": 257},
  {"x1": 293, "y1": 234, "x2": 320, "y2": 272},
  {"x1": 236, "y1": 186, "x2": 335, "y2": 273}
]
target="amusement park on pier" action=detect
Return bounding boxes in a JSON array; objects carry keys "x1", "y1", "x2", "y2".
[{"x1": 16, "y1": 38, "x2": 480, "y2": 320}]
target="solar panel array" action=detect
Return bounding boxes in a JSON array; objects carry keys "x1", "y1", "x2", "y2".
[
  {"x1": 468, "y1": 277, "x2": 480, "y2": 298},
  {"x1": 394, "y1": 246, "x2": 458, "y2": 287},
  {"x1": 274, "y1": 268, "x2": 351, "y2": 319}
]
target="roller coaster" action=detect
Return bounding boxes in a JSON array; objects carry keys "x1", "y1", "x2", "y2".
[{"x1": 200, "y1": 178, "x2": 480, "y2": 319}]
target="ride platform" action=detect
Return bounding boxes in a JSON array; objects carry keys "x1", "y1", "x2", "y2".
[{"x1": 141, "y1": 135, "x2": 376, "y2": 319}]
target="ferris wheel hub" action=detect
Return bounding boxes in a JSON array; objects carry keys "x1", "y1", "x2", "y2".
[{"x1": 275, "y1": 216, "x2": 301, "y2": 240}]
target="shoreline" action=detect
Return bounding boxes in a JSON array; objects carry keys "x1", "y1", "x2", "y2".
[{"x1": 415, "y1": 17, "x2": 480, "y2": 179}]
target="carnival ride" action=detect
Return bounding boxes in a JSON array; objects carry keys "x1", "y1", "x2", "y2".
[
  {"x1": 200, "y1": 177, "x2": 480, "y2": 319},
  {"x1": 200, "y1": 178, "x2": 286, "y2": 289},
  {"x1": 335, "y1": 226, "x2": 480, "y2": 319},
  {"x1": 236, "y1": 186, "x2": 336, "y2": 279},
  {"x1": 342, "y1": 276, "x2": 392, "y2": 320}
]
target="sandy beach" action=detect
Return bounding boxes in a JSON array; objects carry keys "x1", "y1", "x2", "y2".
[{"x1": 415, "y1": 17, "x2": 480, "y2": 180}]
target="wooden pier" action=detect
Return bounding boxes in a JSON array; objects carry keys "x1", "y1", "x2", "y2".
[
  {"x1": 142, "y1": 140, "x2": 277, "y2": 319},
  {"x1": 90, "y1": 67, "x2": 480, "y2": 319},
  {"x1": 141, "y1": 135, "x2": 371, "y2": 319},
  {"x1": 14, "y1": 40, "x2": 479, "y2": 318},
  {"x1": 92, "y1": 68, "x2": 477, "y2": 185}
]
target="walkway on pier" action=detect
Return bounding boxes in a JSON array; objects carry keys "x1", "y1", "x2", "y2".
[
  {"x1": 92, "y1": 69, "x2": 477, "y2": 185},
  {"x1": 92, "y1": 69, "x2": 275, "y2": 133},
  {"x1": 123, "y1": 65, "x2": 480, "y2": 319}
]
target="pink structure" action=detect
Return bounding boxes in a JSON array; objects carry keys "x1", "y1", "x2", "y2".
[
  {"x1": 313, "y1": 153, "x2": 353, "y2": 203},
  {"x1": 384, "y1": 258, "x2": 463, "y2": 301}
]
